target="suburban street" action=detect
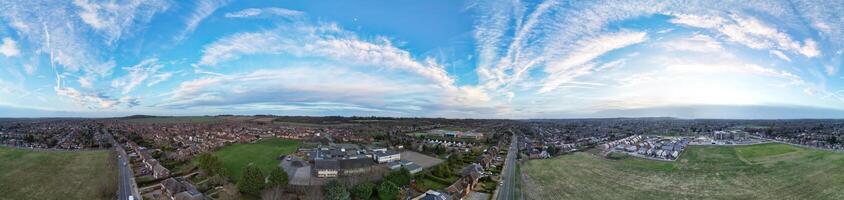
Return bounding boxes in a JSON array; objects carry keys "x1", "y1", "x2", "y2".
[
  {"x1": 117, "y1": 150, "x2": 133, "y2": 200},
  {"x1": 106, "y1": 129, "x2": 139, "y2": 200},
  {"x1": 497, "y1": 135, "x2": 519, "y2": 200}
]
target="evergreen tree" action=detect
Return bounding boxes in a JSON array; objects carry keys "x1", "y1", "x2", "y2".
[
  {"x1": 384, "y1": 168, "x2": 411, "y2": 186},
  {"x1": 237, "y1": 165, "x2": 265, "y2": 196},
  {"x1": 377, "y1": 181, "x2": 399, "y2": 200},
  {"x1": 352, "y1": 182, "x2": 374, "y2": 200},
  {"x1": 324, "y1": 180, "x2": 351, "y2": 200},
  {"x1": 267, "y1": 167, "x2": 289, "y2": 188}
]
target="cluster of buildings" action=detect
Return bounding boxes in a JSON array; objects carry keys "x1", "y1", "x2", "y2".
[
  {"x1": 762, "y1": 133, "x2": 844, "y2": 151},
  {"x1": 428, "y1": 129, "x2": 485, "y2": 140},
  {"x1": 604, "y1": 135, "x2": 690, "y2": 161},
  {"x1": 0, "y1": 120, "x2": 109, "y2": 149},
  {"x1": 687, "y1": 130, "x2": 765, "y2": 146},
  {"x1": 105, "y1": 121, "x2": 350, "y2": 161},
  {"x1": 125, "y1": 141, "x2": 171, "y2": 179},
  {"x1": 444, "y1": 163, "x2": 485, "y2": 199},
  {"x1": 520, "y1": 136, "x2": 578, "y2": 160},
  {"x1": 421, "y1": 139, "x2": 474, "y2": 151},
  {"x1": 151, "y1": 177, "x2": 204, "y2": 200},
  {"x1": 305, "y1": 144, "x2": 418, "y2": 178}
]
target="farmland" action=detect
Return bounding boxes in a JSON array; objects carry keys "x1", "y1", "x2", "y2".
[
  {"x1": 522, "y1": 143, "x2": 844, "y2": 200},
  {"x1": 0, "y1": 147, "x2": 117, "y2": 200},
  {"x1": 208, "y1": 138, "x2": 300, "y2": 181}
]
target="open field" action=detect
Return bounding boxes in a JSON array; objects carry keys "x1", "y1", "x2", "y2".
[
  {"x1": 209, "y1": 138, "x2": 300, "y2": 181},
  {"x1": 0, "y1": 147, "x2": 117, "y2": 200},
  {"x1": 523, "y1": 143, "x2": 844, "y2": 200}
]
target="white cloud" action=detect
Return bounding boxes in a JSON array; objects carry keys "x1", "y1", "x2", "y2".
[
  {"x1": 78, "y1": 76, "x2": 94, "y2": 89},
  {"x1": 175, "y1": 0, "x2": 230, "y2": 41},
  {"x1": 193, "y1": 21, "x2": 501, "y2": 113},
  {"x1": 163, "y1": 66, "x2": 437, "y2": 111},
  {"x1": 71, "y1": 0, "x2": 170, "y2": 44},
  {"x1": 769, "y1": 50, "x2": 791, "y2": 62},
  {"x1": 0, "y1": 37, "x2": 20, "y2": 57},
  {"x1": 670, "y1": 14, "x2": 726, "y2": 29},
  {"x1": 23, "y1": 64, "x2": 36, "y2": 75},
  {"x1": 111, "y1": 58, "x2": 170, "y2": 94},
  {"x1": 594, "y1": 59, "x2": 626, "y2": 72},
  {"x1": 791, "y1": 0, "x2": 844, "y2": 44},
  {"x1": 147, "y1": 71, "x2": 174, "y2": 87},
  {"x1": 0, "y1": 0, "x2": 167, "y2": 107},
  {"x1": 197, "y1": 22, "x2": 455, "y2": 88},
  {"x1": 661, "y1": 34, "x2": 724, "y2": 53},
  {"x1": 224, "y1": 7, "x2": 303, "y2": 19},
  {"x1": 672, "y1": 14, "x2": 821, "y2": 58},
  {"x1": 54, "y1": 86, "x2": 133, "y2": 109},
  {"x1": 539, "y1": 31, "x2": 647, "y2": 93}
]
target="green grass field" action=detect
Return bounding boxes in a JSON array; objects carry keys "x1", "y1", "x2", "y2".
[
  {"x1": 0, "y1": 147, "x2": 117, "y2": 200},
  {"x1": 522, "y1": 143, "x2": 844, "y2": 200},
  {"x1": 209, "y1": 138, "x2": 300, "y2": 181}
]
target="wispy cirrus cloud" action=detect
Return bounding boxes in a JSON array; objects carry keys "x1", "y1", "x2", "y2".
[
  {"x1": 54, "y1": 86, "x2": 138, "y2": 109},
  {"x1": 539, "y1": 31, "x2": 647, "y2": 93},
  {"x1": 467, "y1": 0, "x2": 844, "y2": 116},
  {"x1": 671, "y1": 13, "x2": 820, "y2": 58},
  {"x1": 174, "y1": 0, "x2": 230, "y2": 42},
  {"x1": 0, "y1": 0, "x2": 167, "y2": 109},
  {"x1": 185, "y1": 15, "x2": 500, "y2": 114},
  {"x1": 196, "y1": 22, "x2": 456, "y2": 88},
  {"x1": 162, "y1": 66, "x2": 437, "y2": 112},
  {"x1": 224, "y1": 7, "x2": 304, "y2": 19},
  {"x1": 111, "y1": 58, "x2": 173, "y2": 94},
  {"x1": 72, "y1": 0, "x2": 170, "y2": 44}
]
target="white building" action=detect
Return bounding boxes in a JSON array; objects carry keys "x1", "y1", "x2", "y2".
[{"x1": 373, "y1": 150, "x2": 401, "y2": 163}]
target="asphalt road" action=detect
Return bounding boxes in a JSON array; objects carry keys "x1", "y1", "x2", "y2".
[
  {"x1": 107, "y1": 129, "x2": 138, "y2": 200},
  {"x1": 117, "y1": 151, "x2": 133, "y2": 200},
  {"x1": 497, "y1": 136, "x2": 519, "y2": 200}
]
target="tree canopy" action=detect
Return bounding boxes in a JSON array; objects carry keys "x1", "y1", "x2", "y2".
[
  {"x1": 267, "y1": 167, "x2": 288, "y2": 188},
  {"x1": 196, "y1": 153, "x2": 226, "y2": 177},
  {"x1": 352, "y1": 182, "x2": 374, "y2": 200},
  {"x1": 324, "y1": 180, "x2": 351, "y2": 200},
  {"x1": 384, "y1": 168, "x2": 412, "y2": 186},
  {"x1": 377, "y1": 181, "x2": 399, "y2": 200},
  {"x1": 237, "y1": 164, "x2": 265, "y2": 195}
]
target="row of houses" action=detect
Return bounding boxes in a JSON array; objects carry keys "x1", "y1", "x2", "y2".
[
  {"x1": 444, "y1": 164, "x2": 485, "y2": 199},
  {"x1": 127, "y1": 141, "x2": 170, "y2": 179},
  {"x1": 159, "y1": 177, "x2": 204, "y2": 200},
  {"x1": 601, "y1": 135, "x2": 642, "y2": 150},
  {"x1": 611, "y1": 136, "x2": 690, "y2": 160}
]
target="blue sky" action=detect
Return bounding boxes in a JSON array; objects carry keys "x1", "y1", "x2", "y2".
[{"x1": 1, "y1": 0, "x2": 844, "y2": 118}]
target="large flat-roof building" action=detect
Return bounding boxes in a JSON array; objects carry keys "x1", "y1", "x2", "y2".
[{"x1": 373, "y1": 150, "x2": 400, "y2": 163}]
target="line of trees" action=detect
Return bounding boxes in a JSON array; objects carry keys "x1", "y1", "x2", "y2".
[{"x1": 323, "y1": 168, "x2": 410, "y2": 200}]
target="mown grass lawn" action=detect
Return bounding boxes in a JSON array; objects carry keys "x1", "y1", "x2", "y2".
[
  {"x1": 523, "y1": 143, "x2": 844, "y2": 200},
  {"x1": 0, "y1": 147, "x2": 116, "y2": 200},
  {"x1": 209, "y1": 138, "x2": 300, "y2": 181}
]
